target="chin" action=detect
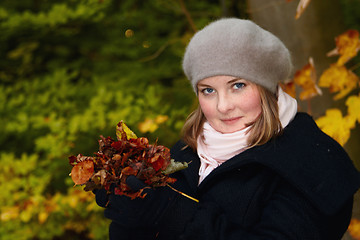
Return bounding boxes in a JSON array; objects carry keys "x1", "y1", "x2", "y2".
[{"x1": 218, "y1": 126, "x2": 245, "y2": 134}]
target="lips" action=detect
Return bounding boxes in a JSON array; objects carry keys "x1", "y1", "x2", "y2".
[{"x1": 221, "y1": 117, "x2": 242, "y2": 124}]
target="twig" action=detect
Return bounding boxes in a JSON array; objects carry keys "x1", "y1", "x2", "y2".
[
  {"x1": 178, "y1": 0, "x2": 197, "y2": 33},
  {"x1": 167, "y1": 184, "x2": 199, "y2": 202},
  {"x1": 139, "y1": 41, "x2": 171, "y2": 62}
]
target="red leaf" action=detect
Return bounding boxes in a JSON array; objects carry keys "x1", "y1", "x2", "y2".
[
  {"x1": 150, "y1": 155, "x2": 166, "y2": 171},
  {"x1": 121, "y1": 166, "x2": 138, "y2": 176},
  {"x1": 111, "y1": 141, "x2": 123, "y2": 151},
  {"x1": 68, "y1": 155, "x2": 77, "y2": 166}
]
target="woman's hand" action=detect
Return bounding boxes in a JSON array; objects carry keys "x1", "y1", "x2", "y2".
[{"x1": 94, "y1": 176, "x2": 177, "y2": 228}]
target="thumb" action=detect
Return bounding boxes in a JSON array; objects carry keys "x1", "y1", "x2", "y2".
[
  {"x1": 125, "y1": 175, "x2": 147, "y2": 192},
  {"x1": 94, "y1": 188, "x2": 109, "y2": 207}
]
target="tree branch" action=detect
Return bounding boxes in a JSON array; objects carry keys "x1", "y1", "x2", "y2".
[{"x1": 178, "y1": 0, "x2": 197, "y2": 33}]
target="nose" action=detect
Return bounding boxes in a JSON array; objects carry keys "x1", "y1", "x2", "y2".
[{"x1": 217, "y1": 93, "x2": 235, "y2": 113}]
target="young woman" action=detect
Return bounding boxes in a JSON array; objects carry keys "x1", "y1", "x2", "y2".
[{"x1": 95, "y1": 18, "x2": 360, "y2": 239}]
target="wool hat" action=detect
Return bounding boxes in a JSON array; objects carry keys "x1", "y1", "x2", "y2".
[{"x1": 182, "y1": 18, "x2": 293, "y2": 94}]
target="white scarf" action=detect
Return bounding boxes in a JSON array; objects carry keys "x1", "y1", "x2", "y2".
[{"x1": 197, "y1": 87, "x2": 298, "y2": 184}]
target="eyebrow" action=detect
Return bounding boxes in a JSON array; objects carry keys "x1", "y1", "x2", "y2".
[
  {"x1": 197, "y1": 78, "x2": 244, "y2": 88},
  {"x1": 227, "y1": 78, "x2": 243, "y2": 84},
  {"x1": 197, "y1": 83, "x2": 212, "y2": 88}
]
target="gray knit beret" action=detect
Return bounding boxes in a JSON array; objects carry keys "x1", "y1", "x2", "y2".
[{"x1": 182, "y1": 18, "x2": 292, "y2": 93}]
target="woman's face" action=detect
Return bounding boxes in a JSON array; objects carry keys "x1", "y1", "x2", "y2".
[{"x1": 197, "y1": 75, "x2": 262, "y2": 133}]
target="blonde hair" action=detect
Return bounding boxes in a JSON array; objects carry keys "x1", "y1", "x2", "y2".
[{"x1": 181, "y1": 85, "x2": 282, "y2": 151}]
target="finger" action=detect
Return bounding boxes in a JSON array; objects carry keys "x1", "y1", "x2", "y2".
[
  {"x1": 94, "y1": 188, "x2": 109, "y2": 207},
  {"x1": 126, "y1": 175, "x2": 147, "y2": 191}
]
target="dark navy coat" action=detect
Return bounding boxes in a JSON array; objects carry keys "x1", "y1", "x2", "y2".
[{"x1": 108, "y1": 113, "x2": 360, "y2": 239}]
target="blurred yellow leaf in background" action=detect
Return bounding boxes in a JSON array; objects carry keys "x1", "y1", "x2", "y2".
[
  {"x1": 327, "y1": 30, "x2": 360, "y2": 66},
  {"x1": 319, "y1": 64, "x2": 359, "y2": 100},
  {"x1": 155, "y1": 115, "x2": 169, "y2": 124},
  {"x1": 293, "y1": 57, "x2": 322, "y2": 100},
  {"x1": 138, "y1": 115, "x2": 168, "y2": 133},
  {"x1": 1, "y1": 206, "x2": 19, "y2": 221},
  {"x1": 316, "y1": 109, "x2": 355, "y2": 146},
  {"x1": 280, "y1": 81, "x2": 296, "y2": 98},
  {"x1": 346, "y1": 94, "x2": 360, "y2": 124},
  {"x1": 348, "y1": 218, "x2": 360, "y2": 240},
  {"x1": 38, "y1": 211, "x2": 49, "y2": 224},
  {"x1": 138, "y1": 118, "x2": 159, "y2": 133}
]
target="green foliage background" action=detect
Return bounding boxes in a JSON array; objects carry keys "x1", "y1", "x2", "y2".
[
  {"x1": 0, "y1": 0, "x2": 228, "y2": 239},
  {"x1": 0, "y1": 0, "x2": 359, "y2": 239}
]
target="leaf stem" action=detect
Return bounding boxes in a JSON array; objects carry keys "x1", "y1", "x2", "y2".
[{"x1": 166, "y1": 184, "x2": 199, "y2": 203}]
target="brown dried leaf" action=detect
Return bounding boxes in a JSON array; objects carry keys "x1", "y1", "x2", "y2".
[
  {"x1": 71, "y1": 160, "x2": 95, "y2": 185},
  {"x1": 295, "y1": 0, "x2": 312, "y2": 19},
  {"x1": 69, "y1": 121, "x2": 187, "y2": 199}
]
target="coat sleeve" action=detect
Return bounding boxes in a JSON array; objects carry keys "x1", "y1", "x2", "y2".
[
  {"x1": 179, "y1": 180, "x2": 353, "y2": 240},
  {"x1": 108, "y1": 222, "x2": 157, "y2": 240}
]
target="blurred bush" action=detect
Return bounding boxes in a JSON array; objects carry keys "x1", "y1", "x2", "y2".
[{"x1": 0, "y1": 0, "x2": 222, "y2": 239}]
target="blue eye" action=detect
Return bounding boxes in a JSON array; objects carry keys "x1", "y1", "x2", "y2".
[
  {"x1": 233, "y1": 82, "x2": 245, "y2": 89},
  {"x1": 202, "y1": 88, "x2": 214, "y2": 94}
]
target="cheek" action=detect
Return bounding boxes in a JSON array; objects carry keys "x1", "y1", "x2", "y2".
[
  {"x1": 198, "y1": 98, "x2": 215, "y2": 119},
  {"x1": 241, "y1": 91, "x2": 262, "y2": 117}
]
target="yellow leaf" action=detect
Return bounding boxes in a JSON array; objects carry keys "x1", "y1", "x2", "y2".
[
  {"x1": 37, "y1": 197, "x2": 57, "y2": 224},
  {"x1": 38, "y1": 211, "x2": 48, "y2": 224},
  {"x1": 66, "y1": 189, "x2": 94, "y2": 208},
  {"x1": 319, "y1": 64, "x2": 359, "y2": 100},
  {"x1": 348, "y1": 218, "x2": 360, "y2": 240},
  {"x1": 293, "y1": 57, "x2": 322, "y2": 100},
  {"x1": 20, "y1": 207, "x2": 33, "y2": 222},
  {"x1": 138, "y1": 115, "x2": 168, "y2": 133},
  {"x1": 346, "y1": 94, "x2": 360, "y2": 124},
  {"x1": 327, "y1": 30, "x2": 360, "y2": 66},
  {"x1": 280, "y1": 81, "x2": 296, "y2": 99},
  {"x1": 69, "y1": 196, "x2": 78, "y2": 208},
  {"x1": 316, "y1": 109, "x2": 355, "y2": 146},
  {"x1": 295, "y1": 0, "x2": 312, "y2": 19},
  {"x1": 155, "y1": 115, "x2": 169, "y2": 124},
  {"x1": 116, "y1": 121, "x2": 137, "y2": 140},
  {"x1": 138, "y1": 118, "x2": 158, "y2": 133},
  {"x1": 1, "y1": 206, "x2": 19, "y2": 221}
]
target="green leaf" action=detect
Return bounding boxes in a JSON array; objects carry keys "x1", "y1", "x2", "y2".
[{"x1": 162, "y1": 159, "x2": 188, "y2": 175}]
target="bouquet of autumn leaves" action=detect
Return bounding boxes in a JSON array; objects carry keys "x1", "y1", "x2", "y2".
[{"x1": 69, "y1": 121, "x2": 188, "y2": 199}]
